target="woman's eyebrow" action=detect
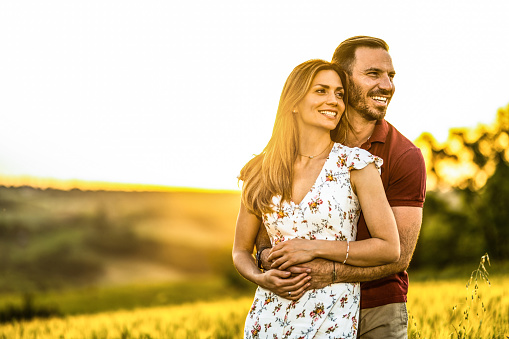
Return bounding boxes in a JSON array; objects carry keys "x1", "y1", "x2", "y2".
[{"x1": 313, "y1": 84, "x2": 344, "y2": 91}]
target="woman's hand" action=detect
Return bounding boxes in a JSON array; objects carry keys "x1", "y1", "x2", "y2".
[
  {"x1": 260, "y1": 269, "x2": 311, "y2": 301},
  {"x1": 268, "y1": 238, "x2": 317, "y2": 270}
]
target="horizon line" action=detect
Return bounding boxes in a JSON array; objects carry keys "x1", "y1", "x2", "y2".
[{"x1": 0, "y1": 174, "x2": 241, "y2": 194}]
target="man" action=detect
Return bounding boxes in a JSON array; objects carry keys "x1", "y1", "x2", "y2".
[{"x1": 257, "y1": 36, "x2": 426, "y2": 338}]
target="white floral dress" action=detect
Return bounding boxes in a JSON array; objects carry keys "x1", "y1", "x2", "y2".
[{"x1": 244, "y1": 143, "x2": 383, "y2": 339}]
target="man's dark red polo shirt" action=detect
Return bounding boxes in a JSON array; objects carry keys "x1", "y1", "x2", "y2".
[{"x1": 357, "y1": 119, "x2": 427, "y2": 309}]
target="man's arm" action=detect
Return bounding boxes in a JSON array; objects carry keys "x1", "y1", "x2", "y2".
[
  {"x1": 255, "y1": 223, "x2": 272, "y2": 254},
  {"x1": 296, "y1": 206, "x2": 422, "y2": 288}
]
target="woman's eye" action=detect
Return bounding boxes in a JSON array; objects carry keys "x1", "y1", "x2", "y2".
[
  {"x1": 316, "y1": 89, "x2": 325, "y2": 93},
  {"x1": 336, "y1": 92, "x2": 344, "y2": 98}
]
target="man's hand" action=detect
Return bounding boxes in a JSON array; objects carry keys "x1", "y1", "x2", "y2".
[{"x1": 287, "y1": 259, "x2": 334, "y2": 289}]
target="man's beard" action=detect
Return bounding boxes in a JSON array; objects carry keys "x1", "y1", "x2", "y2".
[{"x1": 349, "y1": 81, "x2": 389, "y2": 121}]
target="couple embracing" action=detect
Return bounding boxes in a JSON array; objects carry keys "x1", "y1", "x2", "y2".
[{"x1": 233, "y1": 36, "x2": 426, "y2": 339}]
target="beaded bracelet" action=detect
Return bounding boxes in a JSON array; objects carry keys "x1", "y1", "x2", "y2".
[{"x1": 343, "y1": 240, "x2": 350, "y2": 264}]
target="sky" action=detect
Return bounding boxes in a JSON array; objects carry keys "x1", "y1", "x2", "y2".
[{"x1": 1, "y1": 1, "x2": 508, "y2": 191}]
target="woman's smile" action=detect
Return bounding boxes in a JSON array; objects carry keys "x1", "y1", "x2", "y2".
[{"x1": 319, "y1": 110, "x2": 338, "y2": 118}]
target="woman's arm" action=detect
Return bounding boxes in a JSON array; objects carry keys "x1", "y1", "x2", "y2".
[
  {"x1": 269, "y1": 162, "x2": 400, "y2": 270},
  {"x1": 345, "y1": 162, "x2": 400, "y2": 266},
  {"x1": 232, "y1": 202, "x2": 265, "y2": 285},
  {"x1": 232, "y1": 202, "x2": 311, "y2": 299}
]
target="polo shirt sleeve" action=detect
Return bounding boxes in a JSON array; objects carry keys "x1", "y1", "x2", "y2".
[{"x1": 386, "y1": 147, "x2": 426, "y2": 207}]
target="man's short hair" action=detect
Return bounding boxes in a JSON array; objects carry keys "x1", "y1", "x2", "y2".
[{"x1": 332, "y1": 36, "x2": 389, "y2": 74}]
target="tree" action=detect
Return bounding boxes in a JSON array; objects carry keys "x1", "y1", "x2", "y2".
[{"x1": 413, "y1": 104, "x2": 509, "y2": 265}]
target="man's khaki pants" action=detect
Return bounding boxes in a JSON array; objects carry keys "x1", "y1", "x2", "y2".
[{"x1": 358, "y1": 302, "x2": 408, "y2": 339}]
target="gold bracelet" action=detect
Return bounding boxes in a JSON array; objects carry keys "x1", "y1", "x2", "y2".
[{"x1": 343, "y1": 240, "x2": 350, "y2": 264}]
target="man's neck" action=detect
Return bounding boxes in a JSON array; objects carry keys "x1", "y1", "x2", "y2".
[{"x1": 344, "y1": 109, "x2": 377, "y2": 148}]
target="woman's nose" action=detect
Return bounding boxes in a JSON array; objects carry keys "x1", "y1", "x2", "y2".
[{"x1": 326, "y1": 93, "x2": 338, "y2": 105}]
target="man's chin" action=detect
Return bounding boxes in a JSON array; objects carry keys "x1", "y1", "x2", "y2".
[
  {"x1": 350, "y1": 102, "x2": 388, "y2": 121},
  {"x1": 361, "y1": 109, "x2": 386, "y2": 121}
]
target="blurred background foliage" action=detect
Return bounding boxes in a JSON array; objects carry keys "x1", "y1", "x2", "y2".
[
  {"x1": 413, "y1": 103, "x2": 509, "y2": 268},
  {"x1": 0, "y1": 103, "x2": 509, "y2": 320}
]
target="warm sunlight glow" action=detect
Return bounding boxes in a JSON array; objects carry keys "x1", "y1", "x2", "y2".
[
  {"x1": 435, "y1": 159, "x2": 476, "y2": 188},
  {"x1": 495, "y1": 132, "x2": 509, "y2": 151},
  {"x1": 0, "y1": 175, "x2": 234, "y2": 193},
  {"x1": 1, "y1": 1, "x2": 508, "y2": 191}
]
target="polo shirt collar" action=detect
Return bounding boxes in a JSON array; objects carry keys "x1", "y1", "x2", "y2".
[{"x1": 370, "y1": 119, "x2": 388, "y2": 143}]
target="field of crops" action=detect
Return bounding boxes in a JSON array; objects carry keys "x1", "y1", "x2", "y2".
[
  {"x1": 0, "y1": 276, "x2": 507, "y2": 339},
  {"x1": 1, "y1": 187, "x2": 508, "y2": 338}
]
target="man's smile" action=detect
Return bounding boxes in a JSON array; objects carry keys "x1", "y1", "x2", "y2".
[{"x1": 370, "y1": 96, "x2": 389, "y2": 105}]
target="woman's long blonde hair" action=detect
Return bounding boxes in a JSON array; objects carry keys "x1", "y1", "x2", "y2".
[{"x1": 239, "y1": 59, "x2": 350, "y2": 216}]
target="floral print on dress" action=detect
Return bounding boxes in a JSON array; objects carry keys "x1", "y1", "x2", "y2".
[
  {"x1": 309, "y1": 303, "x2": 326, "y2": 322},
  {"x1": 307, "y1": 196, "x2": 323, "y2": 214},
  {"x1": 244, "y1": 143, "x2": 383, "y2": 339},
  {"x1": 276, "y1": 206, "x2": 289, "y2": 219},
  {"x1": 324, "y1": 169, "x2": 337, "y2": 182},
  {"x1": 250, "y1": 322, "x2": 261, "y2": 339}
]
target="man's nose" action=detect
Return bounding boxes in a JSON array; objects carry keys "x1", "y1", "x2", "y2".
[{"x1": 378, "y1": 74, "x2": 394, "y2": 91}]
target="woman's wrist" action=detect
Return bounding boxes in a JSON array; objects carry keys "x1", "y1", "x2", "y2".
[
  {"x1": 254, "y1": 270, "x2": 269, "y2": 289},
  {"x1": 313, "y1": 240, "x2": 329, "y2": 259}
]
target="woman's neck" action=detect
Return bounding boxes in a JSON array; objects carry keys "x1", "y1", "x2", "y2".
[{"x1": 298, "y1": 132, "x2": 332, "y2": 160}]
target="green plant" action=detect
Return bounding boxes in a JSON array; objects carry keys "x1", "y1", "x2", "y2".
[
  {"x1": 451, "y1": 253, "x2": 491, "y2": 338},
  {"x1": 0, "y1": 294, "x2": 60, "y2": 323}
]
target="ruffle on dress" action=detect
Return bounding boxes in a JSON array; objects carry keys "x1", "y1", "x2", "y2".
[{"x1": 345, "y1": 147, "x2": 383, "y2": 174}]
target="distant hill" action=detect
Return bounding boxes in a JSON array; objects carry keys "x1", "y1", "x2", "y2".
[{"x1": 0, "y1": 186, "x2": 241, "y2": 292}]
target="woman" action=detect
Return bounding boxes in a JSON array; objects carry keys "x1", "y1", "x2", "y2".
[{"x1": 232, "y1": 59, "x2": 399, "y2": 338}]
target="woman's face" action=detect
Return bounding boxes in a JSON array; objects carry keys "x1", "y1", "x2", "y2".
[{"x1": 294, "y1": 69, "x2": 345, "y2": 134}]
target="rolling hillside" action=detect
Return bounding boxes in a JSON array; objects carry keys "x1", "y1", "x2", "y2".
[{"x1": 0, "y1": 186, "x2": 241, "y2": 291}]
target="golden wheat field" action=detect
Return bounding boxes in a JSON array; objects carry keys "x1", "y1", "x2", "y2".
[{"x1": 0, "y1": 277, "x2": 507, "y2": 339}]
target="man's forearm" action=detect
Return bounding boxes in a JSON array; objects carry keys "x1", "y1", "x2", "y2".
[
  {"x1": 334, "y1": 260, "x2": 404, "y2": 283},
  {"x1": 306, "y1": 223, "x2": 417, "y2": 288},
  {"x1": 255, "y1": 225, "x2": 272, "y2": 270},
  {"x1": 300, "y1": 257, "x2": 405, "y2": 289}
]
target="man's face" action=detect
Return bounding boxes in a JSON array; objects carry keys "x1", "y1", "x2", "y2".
[{"x1": 348, "y1": 47, "x2": 396, "y2": 121}]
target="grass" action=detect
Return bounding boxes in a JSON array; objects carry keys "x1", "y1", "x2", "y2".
[
  {"x1": 0, "y1": 278, "x2": 255, "y2": 316},
  {"x1": 407, "y1": 254, "x2": 509, "y2": 338},
  {"x1": 0, "y1": 254, "x2": 507, "y2": 338},
  {"x1": 0, "y1": 275, "x2": 507, "y2": 338},
  {"x1": 0, "y1": 298, "x2": 250, "y2": 339},
  {"x1": 407, "y1": 276, "x2": 509, "y2": 338}
]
